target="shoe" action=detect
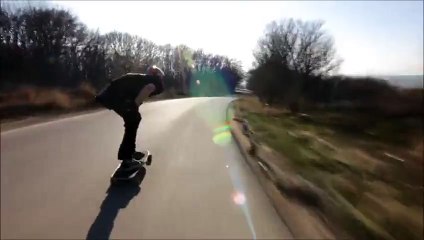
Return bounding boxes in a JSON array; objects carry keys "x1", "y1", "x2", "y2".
[
  {"x1": 120, "y1": 159, "x2": 142, "y2": 172},
  {"x1": 133, "y1": 151, "x2": 145, "y2": 160}
]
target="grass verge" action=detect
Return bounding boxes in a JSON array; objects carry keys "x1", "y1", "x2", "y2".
[
  {"x1": 234, "y1": 95, "x2": 423, "y2": 240},
  {"x1": 0, "y1": 85, "x2": 186, "y2": 123},
  {"x1": 0, "y1": 83, "x2": 100, "y2": 122}
]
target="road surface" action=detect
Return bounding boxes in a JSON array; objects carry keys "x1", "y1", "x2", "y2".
[{"x1": 1, "y1": 97, "x2": 293, "y2": 239}]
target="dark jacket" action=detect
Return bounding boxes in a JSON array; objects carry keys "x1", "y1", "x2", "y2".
[{"x1": 95, "y1": 73, "x2": 164, "y2": 110}]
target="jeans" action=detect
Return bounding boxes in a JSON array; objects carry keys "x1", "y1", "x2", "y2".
[{"x1": 113, "y1": 101, "x2": 141, "y2": 161}]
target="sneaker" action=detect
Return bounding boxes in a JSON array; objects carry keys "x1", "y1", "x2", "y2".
[
  {"x1": 133, "y1": 151, "x2": 145, "y2": 160},
  {"x1": 120, "y1": 159, "x2": 142, "y2": 172}
]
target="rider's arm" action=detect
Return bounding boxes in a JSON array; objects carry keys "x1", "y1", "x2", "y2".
[{"x1": 135, "y1": 83, "x2": 156, "y2": 106}]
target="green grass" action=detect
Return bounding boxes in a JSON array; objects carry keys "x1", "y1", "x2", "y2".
[
  {"x1": 235, "y1": 96, "x2": 423, "y2": 240},
  {"x1": 246, "y1": 112, "x2": 364, "y2": 176}
]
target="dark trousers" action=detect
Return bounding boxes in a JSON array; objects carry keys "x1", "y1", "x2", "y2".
[{"x1": 113, "y1": 103, "x2": 141, "y2": 161}]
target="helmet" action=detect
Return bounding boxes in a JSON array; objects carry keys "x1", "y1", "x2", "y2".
[{"x1": 147, "y1": 65, "x2": 165, "y2": 79}]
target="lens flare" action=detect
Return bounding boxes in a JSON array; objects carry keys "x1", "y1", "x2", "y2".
[
  {"x1": 212, "y1": 123, "x2": 232, "y2": 146},
  {"x1": 185, "y1": 68, "x2": 256, "y2": 238},
  {"x1": 213, "y1": 124, "x2": 231, "y2": 134},
  {"x1": 213, "y1": 131, "x2": 231, "y2": 145},
  {"x1": 226, "y1": 158, "x2": 257, "y2": 239},
  {"x1": 189, "y1": 68, "x2": 231, "y2": 97},
  {"x1": 232, "y1": 192, "x2": 246, "y2": 205}
]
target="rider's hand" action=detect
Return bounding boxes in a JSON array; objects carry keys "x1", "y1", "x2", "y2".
[{"x1": 135, "y1": 83, "x2": 156, "y2": 106}]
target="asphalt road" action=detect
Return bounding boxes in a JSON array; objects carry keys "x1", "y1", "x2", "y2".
[{"x1": 1, "y1": 97, "x2": 293, "y2": 239}]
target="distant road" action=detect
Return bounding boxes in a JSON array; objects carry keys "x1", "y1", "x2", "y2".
[{"x1": 1, "y1": 97, "x2": 292, "y2": 239}]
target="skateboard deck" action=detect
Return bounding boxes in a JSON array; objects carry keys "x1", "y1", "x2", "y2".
[{"x1": 110, "y1": 150, "x2": 152, "y2": 184}]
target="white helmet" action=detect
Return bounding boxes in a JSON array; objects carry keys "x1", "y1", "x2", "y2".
[{"x1": 147, "y1": 65, "x2": 165, "y2": 79}]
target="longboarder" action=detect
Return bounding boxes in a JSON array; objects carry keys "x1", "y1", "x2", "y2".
[{"x1": 95, "y1": 65, "x2": 165, "y2": 172}]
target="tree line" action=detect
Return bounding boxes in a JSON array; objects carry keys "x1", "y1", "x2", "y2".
[
  {"x1": 0, "y1": 4, "x2": 244, "y2": 96},
  {"x1": 247, "y1": 18, "x2": 422, "y2": 116}
]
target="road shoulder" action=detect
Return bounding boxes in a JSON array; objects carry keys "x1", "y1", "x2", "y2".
[{"x1": 229, "y1": 114, "x2": 336, "y2": 239}]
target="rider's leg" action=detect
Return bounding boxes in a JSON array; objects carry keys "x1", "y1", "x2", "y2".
[{"x1": 114, "y1": 102, "x2": 141, "y2": 162}]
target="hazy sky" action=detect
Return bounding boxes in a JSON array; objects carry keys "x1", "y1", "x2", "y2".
[{"x1": 45, "y1": 1, "x2": 423, "y2": 75}]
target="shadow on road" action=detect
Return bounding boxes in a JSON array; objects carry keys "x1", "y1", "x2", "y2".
[{"x1": 86, "y1": 167, "x2": 146, "y2": 240}]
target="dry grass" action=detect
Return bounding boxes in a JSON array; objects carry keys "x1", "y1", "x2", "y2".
[
  {"x1": 0, "y1": 84, "x2": 184, "y2": 121},
  {"x1": 235, "y1": 95, "x2": 423, "y2": 240},
  {"x1": 0, "y1": 83, "x2": 98, "y2": 121}
]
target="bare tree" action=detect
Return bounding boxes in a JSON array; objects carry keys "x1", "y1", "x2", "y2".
[
  {"x1": 255, "y1": 18, "x2": 341, "y2": 77},
  {"x1": 1, "y1": 5, "x2": 244, "y2": 96},
  {"x1": 250, "y1": 18, "x2": 342, "y2": 108}
]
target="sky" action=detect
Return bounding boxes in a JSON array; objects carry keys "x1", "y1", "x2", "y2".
[{"x1": 24, "y1": 1, "x2": 424, "y2": 75}]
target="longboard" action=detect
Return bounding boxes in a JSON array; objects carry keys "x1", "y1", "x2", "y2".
[{"x1": 110, "y1": 150, "x2": 152, "y2": 185}]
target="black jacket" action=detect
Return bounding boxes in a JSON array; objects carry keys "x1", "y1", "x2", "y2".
[{"x1": 95, "y1": 73, "x2": 164, "y2": 110}]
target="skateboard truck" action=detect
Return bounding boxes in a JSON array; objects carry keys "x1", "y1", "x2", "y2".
[
  {"x1": 110, "y1": 150, "x2": 152, "y2": 185},
  {"x1": 133, "y1": 151, "x2": 152, "y2": 165}
]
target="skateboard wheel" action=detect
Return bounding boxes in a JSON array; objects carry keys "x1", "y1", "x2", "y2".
[{"x1": 146, "y1": 155, "x2": 152, "y2": 166}]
